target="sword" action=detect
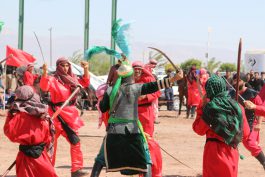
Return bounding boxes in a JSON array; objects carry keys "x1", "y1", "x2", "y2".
[
  {"x1": 33, "y1": 31, "x2": 45, "y2": 63},
  {"x1": 148, "y1": 47, "x2": 180, "y2": 73},
  {"x1": 235, "y1": 38, "x2": 242, "y2": 102}
]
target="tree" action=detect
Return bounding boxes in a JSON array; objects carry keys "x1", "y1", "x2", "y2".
[
  {"x1": 69, "y1": 50, "x2": 83, "y2": 64},
  {"x1": 219, "y1": 63, "x2": 236, "y2": 72},
  {"x1": 69, "y1": 50, "x2": 110, "y2": 76},
  {"x1": 88, "y1": 54, "x2": 110, "y2": 75},
  {"x1": 164, "y1": 63, "x2": 179, "y2": 73},
  {"x1": 180, "y1": 58, "x2": 202, "y2": 71},
  {"x1": 207, "y1": 57, "x2": 221, "y2": 73}
]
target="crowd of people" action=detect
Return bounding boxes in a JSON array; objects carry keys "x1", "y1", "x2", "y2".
[{"x1": 2, "y1": 53, "x2": 265, "y2": 177}]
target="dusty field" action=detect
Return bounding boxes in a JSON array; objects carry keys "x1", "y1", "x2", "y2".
[{"x1": 1, "y1": 109, "x2": 265, "y2": 177}]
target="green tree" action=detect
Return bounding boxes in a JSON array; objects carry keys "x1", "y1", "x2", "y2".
[
  {"x1": 69, "y1": 50, "x2": 110, "y2": 76},
  {"x1": 164, "y1": 63, "x2": 179, "y2": 73},
  {"x1": 69, "y1": 50, "x2": 83, "y2": 64},
  {"x1": 219, "y1": 63, "x2": 236, "y2": 72},
  {"x1": 180, "y1": 58, "x2": 202, "y2": 71},
  {"x1": 207, "y1": 57, "x2": 221, "y2": 73},
  {"x1": 88, "y1": 54, "x2": 110, "y2": 75}
]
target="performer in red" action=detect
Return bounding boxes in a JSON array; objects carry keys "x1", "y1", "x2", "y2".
[
  {"x1": 144, "y1": 59, "x2": 157, "y2": 74},
  {"x1": 193, "y1": 75, "x2": 250, "y2": 177},
  {"x1": 40, "y1": 58, "x2": 90, "y2": 177},
  {"x1": 187, "y1": 65, "x2": 202, "y2": 118},
  {"x1": 23, "y1": 64, "x2": 39, "y2": 86},
  {"x1": 132, "y1": 61, "x2": 162, "y2": 177},
  {"x1": 144, "y1": 59, "x2": 160, "y2": 124},
  {"x1": 199, "y1": 68, "x2": 209, "y2": 95},
  {"x1": 95, "y1": 83, "x2": 109, "y2": 128},
  {"x1": 4, "y1": 85, "x2": 57, "y2": 177},
  {"x1": 230, "y1": 73, "x2": 265, "y2": 170}
]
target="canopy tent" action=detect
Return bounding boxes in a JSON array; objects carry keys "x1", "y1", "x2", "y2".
[{"x1": 48, "y1": 61, "x2": 105, "y2": 90}]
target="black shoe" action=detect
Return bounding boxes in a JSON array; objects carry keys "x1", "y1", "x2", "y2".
[
  {"x1": 90, "y1": 161, "x2": 103, "y2": 177},
  {"x1": 71, "y1": 169, "x2": 89, "y2": 177},
  {"x1": 154, "y1": 121, "x2": 160, "y2": 124},
  {"x1": 255, "y1": 151, "x2": 265, "y2": 170}
]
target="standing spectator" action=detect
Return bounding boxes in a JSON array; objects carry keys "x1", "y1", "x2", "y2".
[
  {"x1": 261, "y1": 72, "x2": 265, "y2": 83},
  {"x1": 248, "y1": 69, "x2": 255, "y2": 88},
  {"x1": 164, "y1": 68, "x2": 174, "y2": 111},
  {"x1": 251, "y1": 72, "x2": 264, "y2": 91},
  {"x1": 6, "y1": 65, "x2": 16, "y2": 90}
]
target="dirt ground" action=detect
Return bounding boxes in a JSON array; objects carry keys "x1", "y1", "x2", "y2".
[{"x1": 1, "y1": 109, "x2": 265, "y2": 177}]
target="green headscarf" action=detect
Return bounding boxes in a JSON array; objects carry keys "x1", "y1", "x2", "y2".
[{"x1": 202, "y1": 75, "x2": 243, "y2": 147}]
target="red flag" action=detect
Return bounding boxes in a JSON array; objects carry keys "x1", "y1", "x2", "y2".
[{"x1": 6, "y1": 45, "x2": 36, "y2": 67}]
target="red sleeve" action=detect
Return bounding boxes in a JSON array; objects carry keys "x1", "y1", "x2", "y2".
[
  {"x1": 255, "y1": 105, "x2": 265, "y2": 116},
  {"x1": 192, "y1": 101, "x2": 210, "y2": 136},
  {"x1": 240, "y1": 105, "x2": 250, "y2": 142},
  {"x1": 250, "y1": 95, "x2": 263, "y2": 105},
  {"x1": 3, "y1": 113, "x2": 17, "y2": 142},
  {"x1": 40, "y1": 76, "x2": 51, "y2": 92},
  {"x1": 139, "y1": 91, "x2": 161, "y2": 104},
  {"x1": 78, "y1": 74, "x2": 90, "y2": 88},
  {"x1": 34, "y1": 74, "x2": 39, "y2": 80}
]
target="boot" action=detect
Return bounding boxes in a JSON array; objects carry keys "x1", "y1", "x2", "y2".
[
  {"x1": 143, "y1": 164, "x2": 152, "y2": 177},
  {"x1": 255, "y1": 151, "x2": 265, "y2": 170},
  {"x1": 90, "y1": 161, "x2": 103, "y2": 177},
  {"x1": 71, "y1": 169, "x2": 89, "y2": 177}
]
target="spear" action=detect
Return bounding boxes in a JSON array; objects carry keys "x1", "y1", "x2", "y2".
[{"x1": 0, "y1": 54, "x2": 13, "y2": 64}]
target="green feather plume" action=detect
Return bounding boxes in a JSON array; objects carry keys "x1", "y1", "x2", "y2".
[
  {"x1": 0, "y1": 21, "x2": 4, "y2": 33},
  {"x1": 84, "y1": 46, "x2": 121, "y2": 61}
]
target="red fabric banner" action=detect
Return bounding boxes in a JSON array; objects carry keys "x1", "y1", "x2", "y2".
[{"x1": 6, "y1": 45, "x2": 36, "y2": 67}]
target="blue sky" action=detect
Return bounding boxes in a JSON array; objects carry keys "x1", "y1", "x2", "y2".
[{"x1": 1, "y1": 0, "x2": 265, "y2": 66}]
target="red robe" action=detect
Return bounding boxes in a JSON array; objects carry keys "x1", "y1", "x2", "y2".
[
  {"x1": 23, "y1": 71, "x2": 39, "y2": 86},
  {"x1": 40, "y1": 74, "x2": 89, "y2": 172},
  {"x1": 187, "y1": 80, "x2": 201, "y2": 106},
  {"x1": 136, "y1": 72, "x2": 161, "y2": 136},
  {"x1": 135, "y1": 70, "x2": 162, "y2": 177},
  {"x1": 193, "y1": 102, "x2": 250, "y2": 177},
  {"x1": 4, "y1": 112, "x2": 57, "y2": 177},
  {"x1": 241, "y1": 95, "x2": 263, "y2": 157}
]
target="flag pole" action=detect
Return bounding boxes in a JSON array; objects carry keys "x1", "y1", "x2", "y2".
[
  {"x1": 0, "y1": 54, "x2": 13, "y2": 64},
  {"x1": 3, "y1": 63, "x2": 6, "y2": 111}
]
